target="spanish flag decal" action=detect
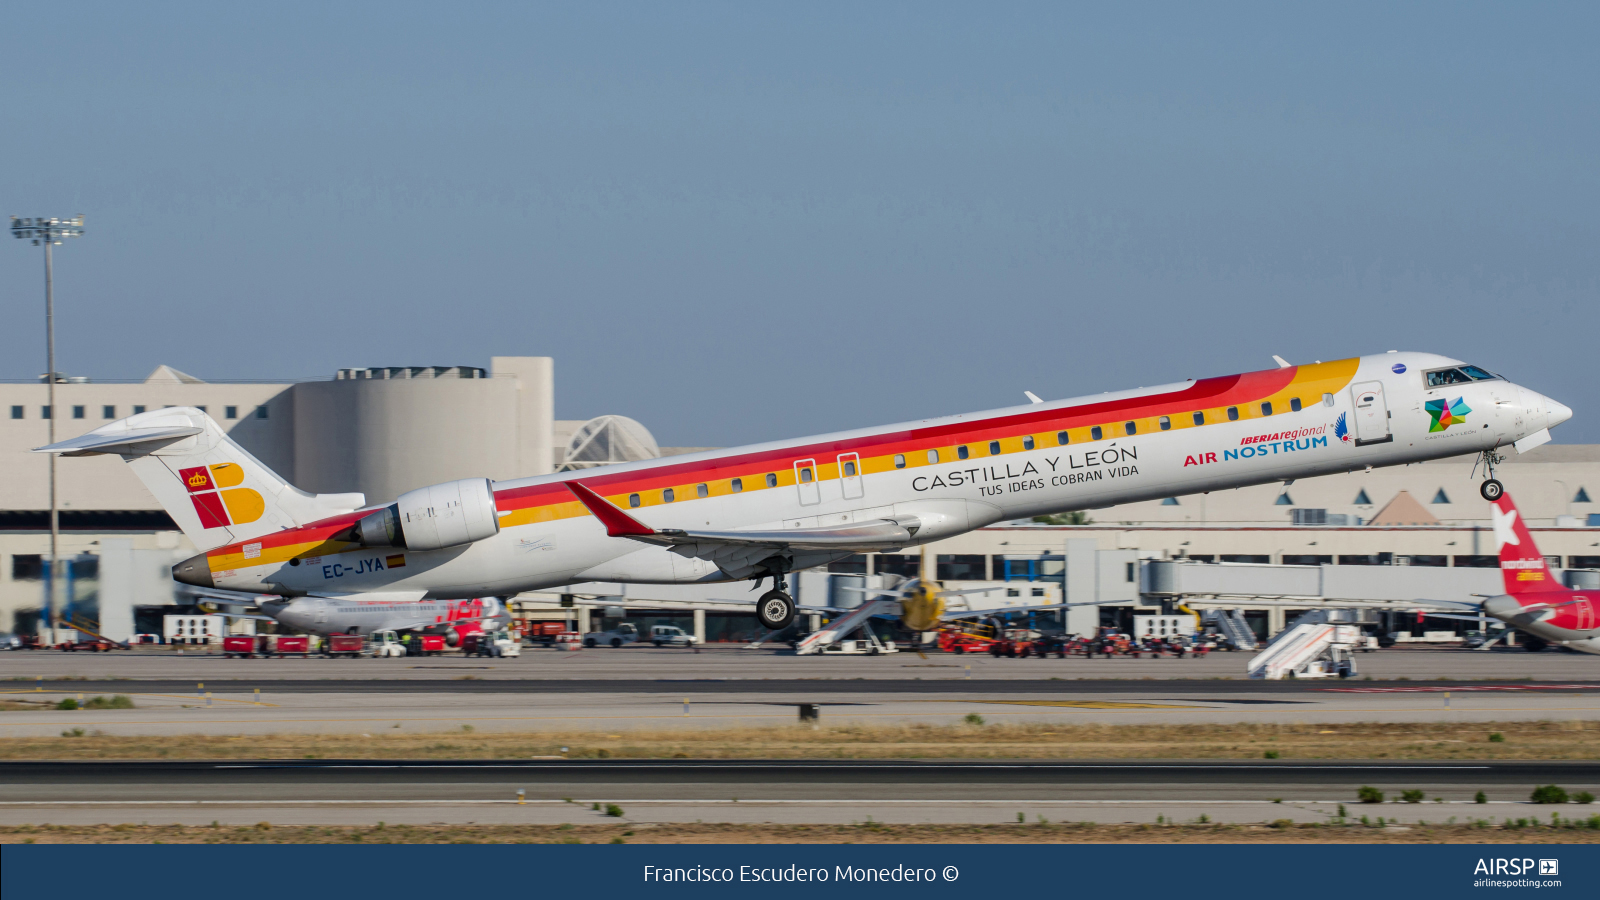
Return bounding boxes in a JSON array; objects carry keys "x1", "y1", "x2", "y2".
[
  {"x1": 386, "y1": 554, "x2": 406, "y2": 569},
  {"x1": 178, "y1": 464, "x2": 265, "y2": 529}
]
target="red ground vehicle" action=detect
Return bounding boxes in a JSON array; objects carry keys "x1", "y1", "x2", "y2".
[
  {"x1": 407, "y1": 634, "x2": 447, "y2": 656},
  {"x1": 57, "y1": 638, "x2": 118, "y2": 652},
  {"x1": 271, "y1": 635, "x2": 312, "y2": 657},
  {"x1": 518, "y1": 621, "x2": 569, "y2": 647},
  {"x1": 324, "y1": 634, "x2": 364, "y2": 658},
  {"x1": 937, "y1": 624, "x2": 998, "y2": 654},
  {"x1": 222, "y1": 635, "x2": 257, "y2": 658}
]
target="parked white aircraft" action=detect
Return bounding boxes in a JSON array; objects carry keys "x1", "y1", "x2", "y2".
[{"x1": 38, "y1": 352, "x2": 1569, "y2": 634}]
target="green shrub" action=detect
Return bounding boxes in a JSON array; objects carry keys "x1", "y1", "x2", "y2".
[
  {"x1": 1488, "y1": 732, "x2": 1505, "y2": 743},
  {"x1": 82, "y1": 695, "x2": 134, "y2": 710},
  {"x1": 1475, "y1": 791, "x2": 1487, "y2": 804},
  {"x1": 1401, "y1": 790, "x2": 1425, "y2": 804},
  {"x1": 1263, "y1": 750, "x2": 1280, "y2": 759},
  {"x1": 1531, "y1": 785, "x2": 1568, "y2": 804},
  {"x1": 964, "y1": 713, "x2": 985, "y2": 726},
  {"x1": 54, "y1": 698, "x2": 78, "y2": 710},
  {"x1": 604, "y1": 804, "x2": 624, "y2": 818},
  {"x1": 1357, "y1": 786, "x2": 1384, "y2": 804},
  {"x1": 1575, "y1": 792, "x2": 1595, "y2": 805}
]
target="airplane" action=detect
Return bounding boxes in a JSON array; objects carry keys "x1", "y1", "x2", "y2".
[
  {"x1": 191, "y1": 591, "x2": 510, "y2": 643},
  {"x1": 36, "y1": 351, "x2": 1570, "y2": 637},
  {"x1": 1475, "y1": 493, "x2": 1599, "y2": 654}
]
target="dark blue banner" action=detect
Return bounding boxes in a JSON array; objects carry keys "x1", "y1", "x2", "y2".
[{"x1": 4, "y1": 844, "x2": 1597, "y2": 899}]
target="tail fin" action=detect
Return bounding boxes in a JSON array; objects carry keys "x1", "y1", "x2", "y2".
[
  {"x1": 1491, "y1": 493, "x2": 1563, "y2": 594},
  {"x1": 36, "y1": 407, "x2": 365, "y2": 551}
]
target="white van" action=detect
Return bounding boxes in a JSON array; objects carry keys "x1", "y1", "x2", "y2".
[{"x1": 651, "y1": 625, "x2": 698, "y2": 647}]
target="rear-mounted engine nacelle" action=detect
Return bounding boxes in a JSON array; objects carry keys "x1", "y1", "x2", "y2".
[{"x1": 352, "y1": 477, "x2": 500, "y2": 552}]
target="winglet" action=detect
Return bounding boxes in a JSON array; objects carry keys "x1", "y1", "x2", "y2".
[{"x1": 563, "y1": 480, "x2": 656, "y2": 537}]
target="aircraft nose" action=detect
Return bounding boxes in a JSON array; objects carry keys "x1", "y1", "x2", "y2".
[{"x1": 1544, "y1": 395, "x2": 1573, "y2": 429}]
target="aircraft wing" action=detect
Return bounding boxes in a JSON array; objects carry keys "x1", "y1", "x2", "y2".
[{"x1": 563, "y1": 481, "x2": 916, "y2": 557}]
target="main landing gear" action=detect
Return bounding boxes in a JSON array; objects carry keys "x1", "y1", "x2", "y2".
[
  {"x1": 1476, "y1": 449, "x2": 1506, "y2": 502},
  {"x1": 757, "y1": 589, "x2": 797, "y2": 631}
]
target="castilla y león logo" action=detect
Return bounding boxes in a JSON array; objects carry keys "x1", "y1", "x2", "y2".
[{"x1": 1425, "y1": 396, "x2": 1471, "y2": 432}]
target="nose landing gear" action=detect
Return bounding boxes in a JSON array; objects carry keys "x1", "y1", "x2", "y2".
[{"x1": 1475, "y1": 449, "x2": 1506, "y2": 502}]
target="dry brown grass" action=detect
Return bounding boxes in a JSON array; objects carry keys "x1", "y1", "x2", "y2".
[
  {"x1": 4, "y1": 720, "x2": 1597, "y2": 760},
  {"x1": 4, "y1": 821, "x2": 1598, "y2": 844}
]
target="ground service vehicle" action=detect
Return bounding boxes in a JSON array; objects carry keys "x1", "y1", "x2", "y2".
[
  {"x1": 518, "y1": 621, "x2": 569, "y2": 647},
  {"x1": 651, "y1": 625, "x2": 697, "y2": 647},
  {"x1": 222, "y1": 635, "x2": 257, "y2": 658},
  {"x1": 324, "y1": 634, "x2": 365, "y2": 657},
  {"x1": 584, "y1": 622, "x2": 641, "y2": 648},
  {"x1": 369, "y1": 630, "x2": 406, "y2": 657}
]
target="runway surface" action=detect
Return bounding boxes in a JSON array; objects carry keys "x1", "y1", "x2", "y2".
[{"x1": 3, "y1": 759, "x2": 1593, "y2": 827}]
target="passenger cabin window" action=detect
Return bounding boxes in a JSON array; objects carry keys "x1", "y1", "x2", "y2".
[
  {"x1": 1322, "y1": 393, "x2": 1335, "y2": 407},
  {"x1": 1159, "y1": 416, "x2": 1171, "y2": 431},
  {"x1": 1260, "y1": 402, "x2": 1272, "y2": 416},
  {"x1": 893, "y1": 454, "x2": 905, "y2": 469},
  {"x1": 731, "y1": 478, "x2": 743, "y2": 492},
  {"x1": 696, "y1": 483, "x2": 708, "y2": 498},
  {"x1": 765, "y1": 473, "x2": 778, "y2": 488},
  {"x1": 1090, "y1": 426, "x2": 1103, "y2": 441},
  {"x1": 799, "y1": 467, "x2": 813, "y2": 483},
  {"x1": 927, "y1": 449, "x2": 939, "y2": 464},
  {"x1": 1192, "y1": 412, "x2": 1204, "y2": 426},
  {"x1": 1290, "y1": 397, "x2": 1302, "y2": 412},
  {"x1": 988, "y1": 441, "x2": 1000, "y2": 455},
  {"x1": 957, "y1": 445, "x2": 969, "y2": 460},
  {"x1": 628, "y1": 493, "x2": 641, "y2": 508},
  {"x1": 1124, "y1": 421, "x2": 1136, "y2": 436},
  {"x1": 843, "y1": 461, "x2": 857, "y2": 476},
  {"x1": 1022, "y1": 436, "x2": 1034, "y2": 450},
  {"x1": 1227, "y1": 407, "x2": 1239, "y2": 421},
  {"x1": 1056, "y1": 431, "x2": 1069, "y2": 445},
  {"x1": 663, "y1": 488, "x2": 675, "y2": 503},
  {"x1": 1426, "y1": 368, "x2": 1475, "y2": 387}
]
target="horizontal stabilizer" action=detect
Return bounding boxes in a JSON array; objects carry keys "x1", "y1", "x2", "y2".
[{"x1": 34, "y1": 426, "x2": 202, "y2": 457}]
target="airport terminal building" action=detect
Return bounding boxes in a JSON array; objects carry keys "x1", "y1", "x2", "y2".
[{"x1": 1, "y1": 359, "x2": 1597, "y2": 642}]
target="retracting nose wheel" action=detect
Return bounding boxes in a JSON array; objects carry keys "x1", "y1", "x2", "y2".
[
  {"x1": 1481, "y1": 479, "x2": 1505, "y2": 502},
  {"x1": 757, "y1": 590, "x2": 797, "y2": 630}
]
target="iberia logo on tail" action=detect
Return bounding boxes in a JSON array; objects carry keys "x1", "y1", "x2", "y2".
[{"x1": 178, "y1": 463, "x2": 264, "y2": 530}]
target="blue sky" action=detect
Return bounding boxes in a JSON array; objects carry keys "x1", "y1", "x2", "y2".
[{"x1": 3, "y1": 2, "x2": 1596, "y2": 446}]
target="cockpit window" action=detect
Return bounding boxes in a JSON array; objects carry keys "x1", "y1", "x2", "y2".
[
  {"x1": 1459, "y1": 365, "x2": 1498, "y2": 381},
  {"x1": 1425, "y1": 368, "x2": 1474, "y2": 387}
]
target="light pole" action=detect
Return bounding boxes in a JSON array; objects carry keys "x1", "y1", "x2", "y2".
[{"x1": 11, "y1": 216, "x2": 86, "y2": 645}]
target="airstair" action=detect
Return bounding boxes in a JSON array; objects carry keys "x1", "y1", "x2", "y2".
[
  {"x1": 1202, "y1": 609, "x2": 1259, "y2": 651},
  {"x1": 794, "y1": 600, "x2": 897, "y2": 655},
  {"x1": 1247, "y1": 609, "x2": 1370, "y2": 680}
]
